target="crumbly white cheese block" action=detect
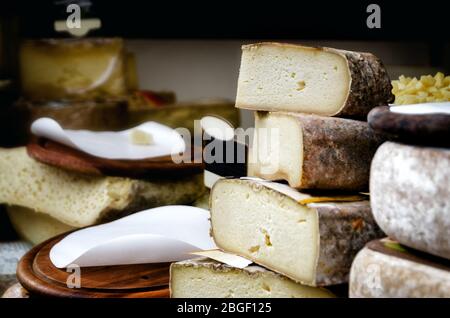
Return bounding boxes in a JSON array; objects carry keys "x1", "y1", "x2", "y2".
[
  {"x1": 236, "y1": 43, "x2": 393, "y2": 117},
  {"x1": 6, "y1": 206, "x2": 75, "y2": 245},
  {"x1": 170, "y1": 257, "x2": 334, "y2": 298},
  {"x1": 0, "y1": 147, "x2": 204, "y2": 227},
  {"x1": 350, "y1": 239, "x2": 450, "y2": 298},
  {"x1": 370, "y1": 142, "x2": 450, "y2": 259},
  {"x1": 210, "y1": 178, "x2": 383, "y2": 286},
  {"x1": 20, "y1": 38, "x2": 129, "y2": 101},
  {"x1": 248, "y1": 112, "x2": 383, "y2": 190}
]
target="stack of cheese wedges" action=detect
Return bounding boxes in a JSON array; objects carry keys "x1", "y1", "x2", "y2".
[
  {"x1": 350, "y1": 141, "x2": 450, "y2": 297},
  {"x1": 0, "y1": 147, "x2": 204, "y2": 245},
  {"x1": 170, "y1": 43, "x2": 394, "y2": 298}
]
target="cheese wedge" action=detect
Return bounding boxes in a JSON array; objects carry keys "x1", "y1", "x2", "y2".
[
  {"x1": 248, "y1": 112, "x2": 384, "y2": 190},
  {"x1": 6, "y1": 206, "x2": 75, "y2": 245},
  {"x1": 350, "y1": 239, "x2": 450, "y2": 298},
  {"x1": 170, "y1": 258, "x2": 335, "y2": 298},
  {"x1": 370, "y1": 142, "x2": 450, "y2": 260},
  {"x1": 20, "y1": 38, "x2": 128, "y2": 101},
  {"x1": 0, "y1": 147, "x2": 204, "y2": 227},
  {"x1": 210, "y1": 178, "x2": 383, "y2": 286},
  {"x1": 236, "y1": 43, "x2": 393, "y2": 117}
]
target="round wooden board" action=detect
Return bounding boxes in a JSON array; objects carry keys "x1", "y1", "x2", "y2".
[
  {"x1": 16, "y1": 234, "x2": 171, "y2": 298},
  {"x1": 27, "y1": 138, "x2": 204, "y2": 178},
  {"x1": 368, "y1": 106, "x2": 450, "y2": 147}
]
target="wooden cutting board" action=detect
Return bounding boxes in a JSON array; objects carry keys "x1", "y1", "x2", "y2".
[
  {"x1": 16, "y1": 234, "x2": 171, "y2": 298},
  {"x1": 27, "y1": 138, "x2": 204, "y2": 178}
]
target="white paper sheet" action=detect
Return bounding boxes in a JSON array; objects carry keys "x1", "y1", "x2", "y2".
[
  {"x1": 390, "y1": 102, "x2": 450, "y2": 115},
  {"x1": 31, "y1": 117, "x2": 186, "y2": 160},
  {"x1": 50, "y1": 206, "x2": 216, "y2": 268},
  {"x1": 190, "y1": 250, "x2": 252, "y2": 269}
]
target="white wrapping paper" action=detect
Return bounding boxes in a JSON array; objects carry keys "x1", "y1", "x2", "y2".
[
  {"x1": 31, "y1": 117, "x2": 186, "y2": 160},
  {"x1": 50, "y1": 206, "x2": 216, "y2": 268},
  {"x1": 390, "y1": 102, "x2": 450, "y2": 115}
]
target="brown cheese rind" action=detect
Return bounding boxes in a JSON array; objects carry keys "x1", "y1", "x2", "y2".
[
  {"x1": 314, "y1": 201, "x2": 385, "y2": 286},
  {"x1": 298, "y1": 113, "x2": 385, "y2": 191},
  {"x1": 329, "y1": 48, "x2": 393, "y2": 118}
]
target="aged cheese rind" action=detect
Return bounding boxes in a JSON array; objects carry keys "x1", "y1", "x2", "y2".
[
  {"x1": 170, "y1": 257, "x2": 334, "y2": 298},
  {"x1": 350, "y1": 240, "x2": 450, "y2": 298},
  {"x1": 248, "y1": 112, "x2": 384, "y2": 190},
  {"x1": 236, "y1": 43, "x2": 393, "y2": 117},
  {"x1": 0, "y1": 147, "x2": 205, "y2": 227},
  {"x1": 210, "y1": 178, "x2": 383, "y2": 286},
  {"x1": 370, "y1": 142, "x2": 450, "y2": 259}
]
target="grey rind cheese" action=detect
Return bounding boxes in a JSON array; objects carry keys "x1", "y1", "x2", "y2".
[
  {"x1": 248, "y1": 111, "x2": 384, "y2": 191},
  {"x1": 0, "y1": 147, "x2": 205, "y2": 227},
  {"x1": 210, "y1": 178, "x2": 384, "y2": 286},
  {"x1": 370, "y1": 142, "x2": 450, "y2": 259},
  {"x1": 170, "y1": 257, "x2": 335, "y2": 298},
  {"x1": 236, "y1": 43, "x2": 393, "y2": 117},
  {"x1": 350, "y1": 239, "x2": 450, "y2": 298}
]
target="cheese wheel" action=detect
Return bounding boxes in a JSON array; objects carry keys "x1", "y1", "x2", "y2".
[
  {"x1": 370, "y1": 142, "x2": 450, "y2": 259},
  {"x1": 350, "y1": 239, "x2": 450, "y2": 298}
]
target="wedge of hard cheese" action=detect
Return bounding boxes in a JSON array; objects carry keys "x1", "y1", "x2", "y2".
[
  {"x1": 0, "y1": 148, "x2": 204, "y2": 227},
  {"x1": 170, "y1": 257, "x2": 334, "y2": 298},
  {"x1": 350, "y1": 239, "x2": 450, "y2": 298},
  {"x1": 210, "y1": 178, "x2": 383, "y2": 286},
  {"x1": 6, "y1": 206, "x2": 75, "y2": 245},
  {"x1": 248, "y1": 112, "x2": 384, "y2": 191},
  {"x1": 371, "y1": 142, "x2": 450, "y2": 260},
  {"x1": 236, "y1": 43, "x2": 393, "y2": 117}
]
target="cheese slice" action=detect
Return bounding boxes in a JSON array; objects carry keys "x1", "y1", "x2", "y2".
[
  {"x1": 370, "y1": 142, "x2": 450, "y2": 260},
  {"x1": 248, "y1": 112, "x2": 384, "y2": 190},
  {"x1": 20, "y1": 38, "x2": 128, "y2": 101},
  {"x1": 350, "y1": 239, "x2": 450, "y2": 298},
  {"x1": 210, "y1": 178, "x2": 383, "y2": 286},
  {"x1": 0, "y1": 147, "x2": 204, "y2": 227},
  {"x1": 170, "y1": 257, "x2": 335, "y2": 298},
  {"x1": 6, "y1": 206, "x2": 75, "y2": 245}
]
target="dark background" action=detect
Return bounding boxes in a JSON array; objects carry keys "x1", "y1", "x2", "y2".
[{"x1": 2, "y1": 0, "x2": 449, "y2": 40}]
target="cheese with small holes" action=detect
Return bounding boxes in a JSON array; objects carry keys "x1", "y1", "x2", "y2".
[
  {"x1": 0, "y1": 147, "x2": 204, "y2": 227},
  {"x1": 209, "y1": 178, "x2": 384, "y2": 286},
  {"x1": 350, "y1": 239, "x2": 450, "y2": 298},
  {"x1": 236, "y1": 43, "x2": 393, "y2": 117},
  {"x1": 370, "y1": 142, "x2": 450, "y2": 260},
  {"x1": 248, "y1": 111, "x2": 384, "y2": 190},
  {"x1": 20, "y1": 38, "x2": 129, "y2": 101},
  {"x1": 170, "y1": 258, "x2": 335, "y2": 298}
]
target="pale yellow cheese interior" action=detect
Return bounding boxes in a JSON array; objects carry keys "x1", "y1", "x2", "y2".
[
  {"x1": 236, "y1": 43, "x2": 350, "y2": 115},
  {"x1": 210, "y1": 179, "x2": 319, "y2": 285},
  {"x1": 248, "y1": 112, "x2": 303, "y2": 187},
  {"x1": 6, "y1": 206, "x2": 75, "y2": 245},
  {"x1": 171, "y1": 259, "x2": 333, "y2": 298}
]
